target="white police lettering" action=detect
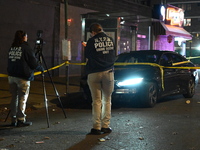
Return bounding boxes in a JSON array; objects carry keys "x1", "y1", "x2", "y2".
[
  {"x1": 94, "y1": 37, "x2": 114, "y2": 53},
  {"x1": 9, "y1": 47, "x2": 22, "y2": 61}
]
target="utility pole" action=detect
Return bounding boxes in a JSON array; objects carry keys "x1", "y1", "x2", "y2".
[
  {"x1": 64, "y1": 0, "x2": 69, "y2": 95},
  {"x1": 64, "y1": 0, "x2": 68, "y2": 39}
]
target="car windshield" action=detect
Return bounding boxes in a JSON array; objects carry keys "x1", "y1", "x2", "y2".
[{"x1": 116, "y1": 52, "x2": 159, "y2": 63}]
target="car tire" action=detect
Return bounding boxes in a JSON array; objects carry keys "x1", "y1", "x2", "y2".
[
  {"x1": 139, "y1": 82, "x2": 158, "y2": 108},
  {"x1": 183, "y1": 78, "x2": 195, "y2": 98}
]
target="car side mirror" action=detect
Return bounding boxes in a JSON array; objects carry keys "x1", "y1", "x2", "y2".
[
  {"x1": 165, "y1": 61, "x2": 173, "y2": 66},
  {"x1": 161, "y1": 60, "x2": 172, "y2": 66}
]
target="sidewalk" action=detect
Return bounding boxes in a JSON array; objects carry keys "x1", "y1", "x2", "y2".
[
  {"x1": 0, "y1": 76, "x2": 95, "y2": 150},
  {"x1": 0, "y1": 76, "x2": 82, "y2": 107}
]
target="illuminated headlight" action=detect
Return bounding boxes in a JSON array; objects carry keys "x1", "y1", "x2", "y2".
[
  {"x1": 116, "y1": 78, "x2": 143, "y2": 86},
  {"x1": 193, "y1": 71, "x2": 198, "y2": 77}
]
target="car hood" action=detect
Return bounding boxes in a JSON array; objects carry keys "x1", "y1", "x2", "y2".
[{"x1": 114, "y1": 65, "x2": 159, "y2": 81}]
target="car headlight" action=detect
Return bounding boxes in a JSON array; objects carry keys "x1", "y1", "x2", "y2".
[
  {"x1": 193, "y1": 71, "x2": 198, "y2": 77},
  {"x1": 116, "y1": 78, "x2": 143, "y2": 86}
]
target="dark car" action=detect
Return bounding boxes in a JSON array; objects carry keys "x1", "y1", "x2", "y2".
[{"x1": 81, "y1": 50, "x2": 199, "y2": 107}]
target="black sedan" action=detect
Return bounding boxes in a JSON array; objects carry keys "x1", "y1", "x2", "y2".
[
  {"x1": 80, "y1": 50, "x2": 199, "y2": 107},
  {"x1": 113, "y1": 50, "x2": 198, "y2": 107}
]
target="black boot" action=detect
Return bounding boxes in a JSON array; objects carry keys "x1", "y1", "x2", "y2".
[
  {"x1": 101, "y1": 127, "x2": 112, "y2": 133},
  {"x1": 17, "y1": 120, "x2": 32, "y2": 127}
]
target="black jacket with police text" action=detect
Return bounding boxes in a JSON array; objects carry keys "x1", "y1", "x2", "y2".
[
  {"x1": 85, "y1": 32, "x2": 116, "y2": 74},
  {"x1": 7, "y1": 42, "x2": 43, "y2": 81}
]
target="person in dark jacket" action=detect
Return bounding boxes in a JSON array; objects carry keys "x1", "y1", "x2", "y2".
[
  {"x1": 85, "y1": 23, "x2": 116, "y2": 135},
  {"x1": 7, "y1": 30, "x2": 44, "y2": 127}
]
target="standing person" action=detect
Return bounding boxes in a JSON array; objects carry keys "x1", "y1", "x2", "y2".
[
  {"x1": 7, "y1": 30, "x2": 44, "y2": 127},
  {"x1": 85, "y1": 23, "x2": 116, "y2": 135}
]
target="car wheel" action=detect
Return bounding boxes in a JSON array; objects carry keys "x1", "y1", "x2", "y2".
[
  {"x1": 183, "y1": 78, "x2": 195, "y2": 98},
  {"x1": 139, "y1": 82, "x2": 158, "y2": 107}
]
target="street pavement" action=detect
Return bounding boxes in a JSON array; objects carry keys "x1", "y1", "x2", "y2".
[{"x1": 1, "y1": 76, "x2": 200, "y2": 150}]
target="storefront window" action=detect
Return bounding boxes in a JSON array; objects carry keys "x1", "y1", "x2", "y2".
[
  {"x1": 186, "y1": 4, "x2": 191, "y2": 11},
  {"x1": 184, "y1": 18, "x2": 191, "y2": 26}
]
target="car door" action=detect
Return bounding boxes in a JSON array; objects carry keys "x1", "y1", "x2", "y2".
[
  {"x1": 171, "y1": 53, "x2": 192, "y2": 88},
  {"x1": 159, "y1": 53, "x2": 179, "y2": 95}
]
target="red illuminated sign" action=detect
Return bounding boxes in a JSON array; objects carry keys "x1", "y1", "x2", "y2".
[{"x1": 166, "y1": 6, "x2": 184, "y2": 27}]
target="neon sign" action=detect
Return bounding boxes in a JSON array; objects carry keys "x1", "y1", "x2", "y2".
[
  {"x1": 166, "y1": 6, "x2": 184, "y2": 27},
  {"x1": 160, "y1": 6, "x2": 165, "y2": 21}
]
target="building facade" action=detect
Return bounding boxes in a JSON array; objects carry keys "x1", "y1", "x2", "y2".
[
  {"x1": 167, "y1": 0, "x2": 200, "y2": 63},
  {"x1": 1, "y1": 0, "x2": 196, "y2": 77},
  {"x1": 152, "y1": 4, "x2": 192, "y2": 55}
]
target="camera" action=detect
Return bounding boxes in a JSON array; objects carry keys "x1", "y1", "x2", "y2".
[
  {"x1": 35, "y1": 30, "x2": 43, "y2": 45},
  {"x1": 36, "y1": 40, "x2": 41, "y2": 44},
  {"x1": 35, "y1": 30, "x2": 44, "y2": 53}
]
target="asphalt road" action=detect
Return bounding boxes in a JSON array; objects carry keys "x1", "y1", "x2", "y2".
[{"x1": 1, "y1": 76, "x2": 200, "y2": 150}]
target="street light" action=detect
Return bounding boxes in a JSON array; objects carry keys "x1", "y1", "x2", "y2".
[{"x1": 197, "y1": 45, "x2": 200, "y2": 50}]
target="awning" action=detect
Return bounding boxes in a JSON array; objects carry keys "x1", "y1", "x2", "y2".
[{"x1": 153, "y1": 22, "x2": 192, "y2": 40}]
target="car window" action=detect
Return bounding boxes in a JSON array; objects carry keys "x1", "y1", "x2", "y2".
[
  {"x1": 126, "y1": 57, "x2": 138, "y2": 63},
  {"x1": 116, "y1": 53, "x2": 158, "y2": 63},
  {"x1": 159, "y1": 53, "x2": 187, "y2": 66},
  {"x1": 115, "y1": 55, "x2": 138, "y2": 63},
  {"x1": 115, "y1": 54, "x2": 129, "y2": 62},
  {"x1": 159, "y1": 54, "x2": 171, "y2": 66},
  {"x1": 171, "y1": 54, "x2": 185, "y2": 63},
  {"x1": 146, "y1": 55, "x2": 158, "y2": 63},
  {"x1": 117, "y1": 56, "x2": 139, "y2": 63}
]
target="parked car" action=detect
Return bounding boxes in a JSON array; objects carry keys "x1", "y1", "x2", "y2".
[{"x1": 80, "y1": 50, "x2": 199, "y2": 107}]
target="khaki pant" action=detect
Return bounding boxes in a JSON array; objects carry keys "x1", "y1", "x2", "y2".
[
  {"x1": 87, "y1": 69, "x2": 114, "y2": 130},
  {"x1": 8, "y1": 76, "x2": 30, "y2": 122}
]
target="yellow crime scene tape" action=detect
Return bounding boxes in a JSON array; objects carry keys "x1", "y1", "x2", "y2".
[
  {"x1": 187, "y1": 56, "x2": 200, "y2": 60},
  {"x1": 1, "y1": 56, "x2": 200, "y2": 90}
]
